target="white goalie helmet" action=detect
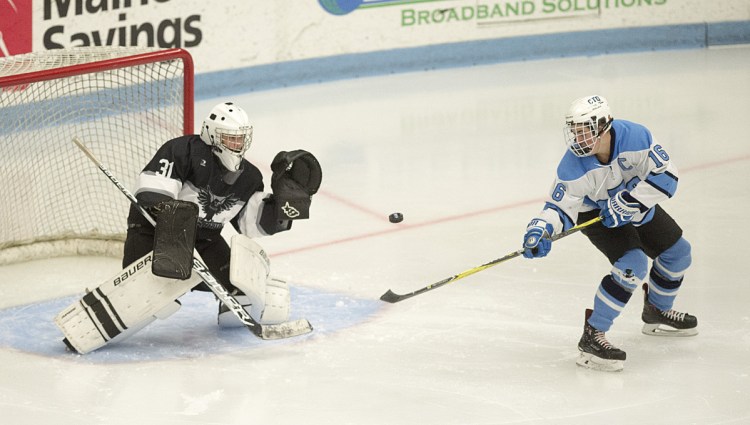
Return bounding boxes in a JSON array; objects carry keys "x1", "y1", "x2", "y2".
[
  {"x1": 563, "y1": 95, "x2": 613, "y2": 157},
  {"x1": 200, "y1": 102, "x2": 253, "y2": 171}
]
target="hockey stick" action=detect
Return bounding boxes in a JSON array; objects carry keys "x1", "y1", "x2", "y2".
[
  {"x1": 72, "y1": 137, "x2": 313, "y2": 340},
  {"x1": 379, "y1": 216, "x2": 602, "y2": 303}
]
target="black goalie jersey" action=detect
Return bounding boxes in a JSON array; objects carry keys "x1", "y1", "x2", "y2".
[{"x1": 126, "y1": 135, "x2": 269, "y2": 238}]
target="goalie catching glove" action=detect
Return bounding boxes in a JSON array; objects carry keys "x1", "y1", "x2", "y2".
[{"x1": 268, "y1": 149, "x2": 322, "y2": 220}]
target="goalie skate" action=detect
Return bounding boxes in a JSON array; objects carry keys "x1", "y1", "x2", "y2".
[{"x1": 641, "y1": 284, "x2": 698, "y2": 337}]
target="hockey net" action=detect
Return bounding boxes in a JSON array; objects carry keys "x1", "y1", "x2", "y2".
[{"x1": 0, "y1": 47, "x2": 194, "y2": 265}]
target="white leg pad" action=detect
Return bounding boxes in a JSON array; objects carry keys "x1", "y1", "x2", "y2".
[
  {"x1": 258, "y1": 277, "x2": 291, "y2": 325},
  {"x1": 55, "y1": 252, "x2": 201, "y2": 354},
  {"x1": 219, "y1": 235, "x2": 291, "y2": 327},
  {"x1": 229, "y1": 234, "x2": 270, "y2": 307},
  {"x1": 154, "y1": 299, "x2": 182, "y2": 320},
  {"x1": 217, "y1": 277, "x2": 290, "y2": 327}
]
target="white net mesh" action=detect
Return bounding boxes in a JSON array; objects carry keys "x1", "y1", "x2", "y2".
[{"x1": 0, "y1": 47, "x2": 191, "y2": 264}]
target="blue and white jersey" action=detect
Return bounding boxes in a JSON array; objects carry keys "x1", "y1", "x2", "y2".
[{"x1": 537, "y1": 119, "x2": 678, "y2": 234}]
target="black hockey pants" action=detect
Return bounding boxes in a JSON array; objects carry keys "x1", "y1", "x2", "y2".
[{"x1": 577, "y1": 205, "x2": 683, "y2": 264}]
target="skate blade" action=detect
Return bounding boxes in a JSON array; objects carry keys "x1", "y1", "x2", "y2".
[
  {"x1": 641, "y1": 323, "x2": 698, "y2": 337},
  {"x1": 576, "y1": 352, "x2": 624, "y2": 372}
]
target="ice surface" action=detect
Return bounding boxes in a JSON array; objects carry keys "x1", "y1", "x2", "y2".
[{"x1": 1, "y1": 46, "x2": 749, "y2": 424}]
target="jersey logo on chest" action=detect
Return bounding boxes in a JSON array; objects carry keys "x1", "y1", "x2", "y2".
[
  {"x1": 198, "y1": 186, "x2": 239, "y2": 220},
  {"x1": 617, "y1": 158, "x2": 633, "y2": 171}
]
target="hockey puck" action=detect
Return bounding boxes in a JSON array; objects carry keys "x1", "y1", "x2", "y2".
[{"x1": 389, "y1": 213, "x2": 403, "y2": 223}]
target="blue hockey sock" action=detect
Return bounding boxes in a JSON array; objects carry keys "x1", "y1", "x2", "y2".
[
  {"x1": 648, "y1": 238, "x2": 691, "y2": 311},
  {"x1": 589, "y1": 250, "x2": 647, "y2": 332}
]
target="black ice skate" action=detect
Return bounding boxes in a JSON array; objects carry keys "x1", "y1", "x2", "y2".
[
  {"x1": 576, "y1": 309, "x2": 626, "y2": 372},
  {"x1": 641, "y1": 283, "x2": 698, "y2": 337}
]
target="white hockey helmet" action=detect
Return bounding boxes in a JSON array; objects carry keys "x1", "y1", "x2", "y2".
[
  {"x1": 563, "y1": 95, "x2": 613, "y2": 157},
  {"x1": 200, "y1": 102, "x2": 253, "y2": 171}
]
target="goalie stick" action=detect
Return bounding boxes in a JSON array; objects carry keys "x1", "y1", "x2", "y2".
[
  {"x1": 379, "y1": 216, "x2": 602, "y2": 303},
  {"x1": 72, "y1": 137, "x2": 313, "y2": 340}
]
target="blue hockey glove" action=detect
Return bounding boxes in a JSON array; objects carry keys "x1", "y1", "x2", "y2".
[
  {"x1": 523, "y1": 219, "x2": 554, "y2": 259},
  {"x1": 601, "y1": 191, "x2": 643, "y2": 228}
]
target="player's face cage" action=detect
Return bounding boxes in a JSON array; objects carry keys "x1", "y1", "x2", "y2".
[
  {"x1": 217, "y1": 126, "x2": 253, "y2": 154},
  {"x1": 564, "y1": 120, "x2": 599, "y2": 157}
]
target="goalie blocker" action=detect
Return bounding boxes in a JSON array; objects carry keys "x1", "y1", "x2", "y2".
[{"x1": 152, "y1": 199, "x2": 198, "y2": 280}]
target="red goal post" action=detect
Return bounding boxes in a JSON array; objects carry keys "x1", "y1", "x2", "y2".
[{"x1": 0, "y1": 47, "x2": 194, "y2": 264}]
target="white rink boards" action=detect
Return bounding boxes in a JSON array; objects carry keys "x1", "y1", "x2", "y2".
[{"x1": 1, "y1": 46, "x2": 749, "y2": 425}]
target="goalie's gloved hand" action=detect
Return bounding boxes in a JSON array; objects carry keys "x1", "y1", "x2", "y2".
[
  {"x1": 601, "y1": 190, "x2": 643, "y2": 228},
  {"x1": 522, "y1": 218, "x2": 554, "y2": 259},
  {"x1": 270, "y1": 149, "x2": 322, "y2": 220}
]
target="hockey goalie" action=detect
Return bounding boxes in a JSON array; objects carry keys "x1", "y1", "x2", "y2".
[{"x1": 55, "y1": 101, "x2": 322, "y2": 354}]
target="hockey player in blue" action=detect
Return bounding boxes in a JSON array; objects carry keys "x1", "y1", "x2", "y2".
[{"x1": 521, "y1": 95, "x2": 697, "y2": 372}]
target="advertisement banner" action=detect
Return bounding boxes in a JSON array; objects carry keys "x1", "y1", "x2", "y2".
[{"x1": 1, "y1": 1, "x2": 748, "y2": 74}]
